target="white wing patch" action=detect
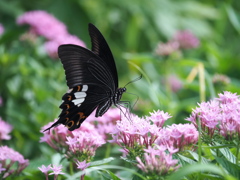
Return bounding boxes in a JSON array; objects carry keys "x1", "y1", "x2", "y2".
[
  {"x1": 72, "y1": 98, "x2": 85, "y2": 106},
  {"x1": 82, "y1": 85, "x2": 88, "y2": 91},
  {"x1": 74, "y1": 92, "x2": 87, "y2": 98},
  {"x1": 72, "y1": 85, "x2": 88, "y2": 107}
]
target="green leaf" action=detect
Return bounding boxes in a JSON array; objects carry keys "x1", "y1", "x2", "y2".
[
  {"x1": 226, "y1": 5, "x2": 240, "y2": 34},
  {"x1": 166, "y1": 164, "x2": 229, "y2": 180},
  {"x1": 90, "y1": 157, "x2": 115, "y2": 166},
  {"x1": 215, "y1": 156, "x2": 240, "y2": 179}
]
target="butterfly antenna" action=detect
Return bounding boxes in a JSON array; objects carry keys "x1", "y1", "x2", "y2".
[{"x1": 124, "y1": 74, "x2": 142, "y2": 88}]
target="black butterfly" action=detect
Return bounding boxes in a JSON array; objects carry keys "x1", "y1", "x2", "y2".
[{"x1": 44, "y1": 23, "x2": 127, "y2": 131}]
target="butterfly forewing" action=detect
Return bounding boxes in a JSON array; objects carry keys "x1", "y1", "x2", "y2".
[
  {"x1": 58, "y1": 45, "x2": 98, "y2": 88},
  {"x1": 88, "y1": 23, "x2": 118, "y2": 87}
]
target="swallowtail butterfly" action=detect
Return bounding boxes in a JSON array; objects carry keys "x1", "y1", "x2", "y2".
[{"x1": 44, "y1": 23, "x2": 127, "y2": 131}]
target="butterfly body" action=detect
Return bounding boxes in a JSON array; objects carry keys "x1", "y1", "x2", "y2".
[{"x1": 44, "y1": 23, "x2": 125, "y2": 131}]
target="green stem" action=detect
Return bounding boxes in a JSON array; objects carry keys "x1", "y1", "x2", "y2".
[{"x1": 236, "y1": 140, "x2": 240, "y2": 165}]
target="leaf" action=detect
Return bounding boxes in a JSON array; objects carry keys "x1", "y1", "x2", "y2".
[
  {"x1": 98, "y1": 170, "x2": 122, "y2": 180},
  {"x1": 188, "y1": 150, "x2": 210, "y2": 164},
  {"x1": 90, "y1": 157, "x2": 115, "y2": 166},
  {"x1": 226, "y1": 5, "x2": 240, "y2": 34},
  {"x1": 166, "y1": 164, "x2": 227, "y2": 180},
  {"x1": 177, "y1": 154, "x2": 196, "y2": 165},
  {"x1": 210, "y1": 143, "x2": 237, "y2": 164},
  {"x1": 214, "y1": 156, "x2": 240, "y2": 179}
]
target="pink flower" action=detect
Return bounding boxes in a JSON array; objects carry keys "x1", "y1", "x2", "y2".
[
  {"x1": 155, "y1": 41, "x2": 179, "y2": 56},
  {"x1": 17, "y1": 10, "x2": 68, "y2": 40},
  {"x1": 212, "y1": 73, "x2": 230, "y2": 86},
  {"x1": 164, "y1": 74, "x2": 183, "y2": 93},
  {"x1": 49, "y1": 164, "x2": 65, "y2": 175},
  {"x1": 157, "y1": 123, "x2": 198, "y2": 152},
  {"x1": 173, "y1": 30, "x2": 200, "y2": 49},
  {"x1": 0, "y1": 146, "x2": 29, "y2": 178},
  {"x1": 38, "y1": 164, "x2": 51, "y2": 174},
  {"x1": 146, "y1": 110, "x2": 171, "y2": 127},
  {"x1": 109, "y1": 113, "x2": 162, "y2": 158},
  {"x1": 186, "y1": 91, "x2": 240, "y2": 141},
  {"x1": 65, "y1": 130, "x2": 105, "y2": 160},
  {"x1": 0, "y1": 163, "x2": 6, "y2": 173},
  {"x1": 87, "y1": 108, "x2": 121, "y2": 139},
  {"x1": 44, "y1": 34, "x2": 86, "y2": 58},
  {"x1": 76, "y1": 160, "x2": 90, "y2": 170},
  {"x1": 0, "y1": 117, "x2": 12, "y2": 140},
  {"x1": 0, "y1": 24, "x2": 4, "y2": 36},
  {"x1": 0, "y1": 96, "x2": 3, "y2": 106},
  {"x1": 136, "y1": 146, "x2": 179, "y2": 176},
  {"x1": 40, "y1": 119, "x2": 96, "y2": 154},
  {"x1": 17, "y1": 10, "x2": 86, "y2": 58}
]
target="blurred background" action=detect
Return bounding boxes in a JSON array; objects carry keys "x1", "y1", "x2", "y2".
[{"x1": 0, "y1": 0, "x2": 240, "y2": 177}]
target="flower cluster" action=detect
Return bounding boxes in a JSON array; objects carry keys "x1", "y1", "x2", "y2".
[
  {"x1": 155, "y1": 30, "x2": 199, "y2": 56},
  {"x1": 87, "y1": 108, "x2": 121, "y2": 139},
  {"x1": 163, "y1": 74, "x2": 183, "y2": 93},
  {"x1": 157, "y1": 123, "x2": 198, "y2": 152},
  {"x1": 0, "y1": 146, "x2": 29, "y2": 178},
  {"x1": 40, "y1": 120, "x2": 97, "y2": 154},
  {"x1": 110, "y1": 110, "x2": 171, "y2": 159},
  {"x1": 0, "y1": 117, "x2": 12, "y2": 141},
  {"x1": 186, "y1": 91, "x2": 240, "y2": 141},
  {"x1": 136, "y1": 146, "x2": 180, "y2": 176},
  {"x1": 155, "y1": 41, "x2": 179, "y2": 56},
  {"x1": 212, "y1": 73, "x2": 230, "y2": 86},
  {"x1": 17, "y1": 10, "x2": 85, "y2": 58},
  {"x1": 65, "y1": 130, "x2": 105, "y2": 161},
  {"x1": 173, "y1": 30, "x2": 200, "y2": 49}
]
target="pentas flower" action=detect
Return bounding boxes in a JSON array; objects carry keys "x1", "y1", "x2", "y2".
[
  {"x1": 146, "y1": 110, "x2": 171, "y2": 127},
  {"x1": 17, "y1": 10, "x2": 68, "y2": 40},
  {"x1": 173, "y1": 30, "x2": 199, "y2": 49},
  {"x1": 0, "y1": 24, "x2": 4, "y2": 36},
  {"x1": 39, "y1": 164, "x2": 64, "y2": 180},
  {"x1": 44, "y1": 35, "x2": 85, "y2": 58},
  {"x1": 38, "y1": 164, "x2": 51, "y2": 174},
  {"x1": 164, "y1": 74, "x2": 183, "y2": 93},
  {"x1": 0, "y1": 163, "x2": 6, "y2": 173},
  {"x1": 17, "y1": 10, "x2": 85, "y2": 58},
  {"x1": 76, "y1": 160, "x2": 90, "y2": 170},
  {"x1": 136, "y1": 146, "x2": 180, "y2": 177},
  {"x1": 212, "y1": 73, "x2": 230, "y2": 86},
  {"x1": 186, "y1": 91, "x2": 240, "y2": 141},
  {"x1": 38, "y1": 164, "x2": 51, "y2": 180},
  {"x1": 157, "y1": 123, "x2": 198, "y2": 152},
  {"x1": 109, "y1": 112, "x2": 167, "y2": 159},
  {"x1": 65, "y1": 130, "x2": 105, "y2": 161},
  {"x1": 40, "y1": 120, "x2": 96, "y2": 153},
  {"x1": 0, "y1": 96, "x2": 2, "y2": 106},
  {"x1": 49, "y1": 164, "x2": 65, "y2": 175},
  {"x1": 87, "y1": 108, "x2": 121, "y2": 139},
  {"x1": 0, "y1": 146, "x2": 29, "y2": 178},
  {"x1": 0, "y1": 117, "x2": 12, "y2": 140},
  {"x1": 155, "y1": 41, "x2": 179, "y2": 56}
]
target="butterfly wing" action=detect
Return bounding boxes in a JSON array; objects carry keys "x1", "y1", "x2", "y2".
[
  {"x1": 44, "y1": 84, "x2": 110, "y2": 131},
  {"x1": 44, "y1": 24, "x2": 119, "y2": 131},
  {"x1": 88, "y1": 23, "x2": 118, "y2": 88}
]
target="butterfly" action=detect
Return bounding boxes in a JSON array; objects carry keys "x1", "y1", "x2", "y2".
[{"x1": 44, "y1": 23, "x2": 127, "y2": 131}]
